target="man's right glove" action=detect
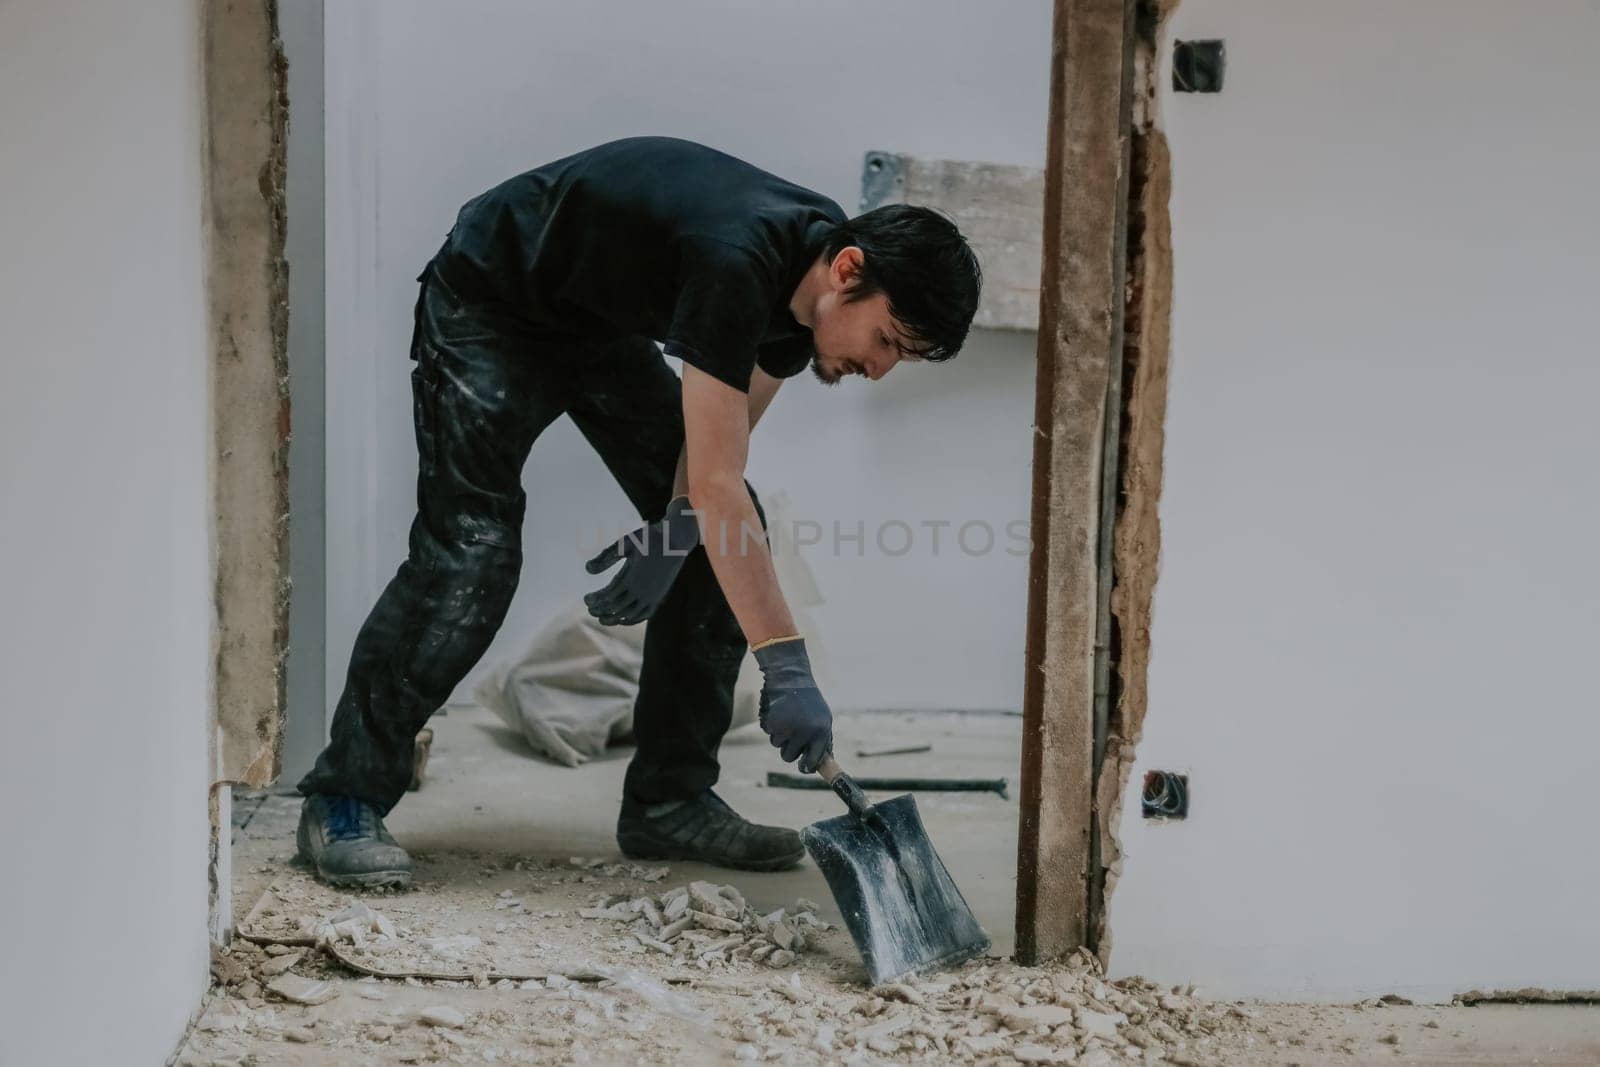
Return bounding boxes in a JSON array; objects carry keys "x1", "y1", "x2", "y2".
[
  {"x1": 753, "y1": 637, "x2": 833, "y2": 774},
  {"x1": 583, "y1": 495, "x2": 700, "y2": 626}
]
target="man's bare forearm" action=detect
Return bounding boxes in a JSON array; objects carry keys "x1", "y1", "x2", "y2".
[
  {"x1": 689, "y1": 477, "x2": 795, "y2": 646},
  {"x1": 671, "y1": 368, "x2": 778, "y2": 501}
]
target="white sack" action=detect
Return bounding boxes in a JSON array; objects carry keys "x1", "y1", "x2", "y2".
[{"x1": 474, "y1": 491, "x2": 826, "y2": 767}]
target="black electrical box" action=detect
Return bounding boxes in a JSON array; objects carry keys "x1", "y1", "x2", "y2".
[{"x1": 1173, "y1": 39, "x2": 1225, "y2": 93}]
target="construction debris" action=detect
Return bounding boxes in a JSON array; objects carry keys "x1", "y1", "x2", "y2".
[
  {"x1": 182, "y1": 860, "x2": 1458, "y2": 1065},
  {"x1": 208, "y1": 863, "x2": 1258, "y2": 1063},
  {"x1": 417, "y1": 1005, "x2": 467, "y2": 1028},
  {"x1": 664, "y1": 950, "x2": 1263, "y2": 1064},
  {"x1": 257, "y1": 951, "x2": 303, "y2": 977},
  {"x1": 574, "y1": 880, "x2": 830, "y2": 970},
  {"x1": 302, "y1": 899, "x2": 399, "y2": 947},
  {"x1": 208, "y1": 945, "x2": 250, "y2": 987},
  {"x1": 264, "y1": 974, "x2": 339, "y2": 1006},
  {"x1": 1454, "y1": 986, "x2": 1600, "y2": 1005}
]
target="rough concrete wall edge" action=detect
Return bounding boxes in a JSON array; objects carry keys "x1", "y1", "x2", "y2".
[
  {"x1": 1096, "y1": 0, "x2": 1177, "y2": 966},
  {"x1": 203, "y1": 0, "x2": 290, "y2": 793}
]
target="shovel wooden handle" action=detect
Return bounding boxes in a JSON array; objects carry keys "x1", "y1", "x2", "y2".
[{"x1": 815, "y1": 752, "x2": 872, "y2": 818}]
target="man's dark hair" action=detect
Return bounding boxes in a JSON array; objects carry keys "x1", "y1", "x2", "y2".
[{"x1": 821, "y1": 204, "x2": 982, "y2": 361}]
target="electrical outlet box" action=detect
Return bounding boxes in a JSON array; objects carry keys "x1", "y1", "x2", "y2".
[
  {"x1": 1173, "y1": 40, "x2": 1225, "y2": 93},
  {"x1": 1142, "y1": 770, "x2": 1189, "y2": 819}
]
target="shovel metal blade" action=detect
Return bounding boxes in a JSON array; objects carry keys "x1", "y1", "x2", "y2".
[{"x1": 800, "y1": 793, "x2": 990, "y2": 985}]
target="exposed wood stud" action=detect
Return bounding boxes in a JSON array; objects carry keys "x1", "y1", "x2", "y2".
[{"x1": 1015, "y1": 0, "x2": 1139, "y2": 964}]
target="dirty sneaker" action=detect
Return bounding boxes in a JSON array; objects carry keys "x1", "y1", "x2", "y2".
[
  {"x1": 296, "y1": 794, "x2": 412, "y2": 889},
  {"x1": 616, "y1": 789, "x2": 805, "y2": 872}
]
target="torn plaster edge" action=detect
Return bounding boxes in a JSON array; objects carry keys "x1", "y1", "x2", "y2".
[
  {"x1": 209, "y1": 777, "x2": 233, "y2": 945},
  {"x1": 1082, "y1": 0, "x2": 1141, "y2": 956},
  {"x1": 200, "y1": 0, "x2": 292, "y2": 951},
  {"x1": 1093, "y1": 0, "x2": 1178, "y2": 967}
]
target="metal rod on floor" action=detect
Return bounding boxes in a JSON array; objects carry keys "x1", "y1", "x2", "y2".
[
  {"x1": 766, "y1": 772, "x2": 1008, "y2": 799},
  {"x1": 855, "y1": 743, "x2": 934, "y2": 759}
]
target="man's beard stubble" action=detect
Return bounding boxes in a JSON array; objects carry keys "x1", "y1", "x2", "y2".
[{"x1": 810, "y1": 354, "x2": 841, "y2": 387}]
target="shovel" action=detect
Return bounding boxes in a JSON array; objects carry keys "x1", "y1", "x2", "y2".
[{"x1": 800, "y1": 753, "x2": 991, "y2": 985}]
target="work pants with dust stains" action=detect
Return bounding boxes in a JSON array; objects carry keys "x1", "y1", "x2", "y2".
[{"x1": 297, "y1": 263, "x2": 765, "y2": 814}]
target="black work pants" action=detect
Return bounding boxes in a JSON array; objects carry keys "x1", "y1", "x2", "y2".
[{"x1": 297, "y1": 266, "x2": 763, "y2": 814}]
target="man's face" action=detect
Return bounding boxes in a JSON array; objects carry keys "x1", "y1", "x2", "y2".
[{"x1": 807, "y1": 249, "x2": 924, "y2": 386}]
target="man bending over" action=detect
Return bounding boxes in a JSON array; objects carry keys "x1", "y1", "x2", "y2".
[{"x1": 296, "y1": 136, "x2": 981, "y2": 887}]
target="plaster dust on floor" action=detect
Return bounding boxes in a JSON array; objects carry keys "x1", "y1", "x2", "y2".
[{"x1": 176, "y1": 706, "x2": 1600, "y2": 1065}]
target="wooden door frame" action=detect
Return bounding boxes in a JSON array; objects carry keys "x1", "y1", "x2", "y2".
[
  {"x1": 1015, "y1": 0, "x2": 1175, "y2": 964},
  {"x1": 197, "y1": 0, "x2": 1179, "y2": 961}
]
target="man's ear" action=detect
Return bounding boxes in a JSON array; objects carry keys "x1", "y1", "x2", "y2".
[{"x1": 828, "y1": 246, "x2": 865, "y2": 291}]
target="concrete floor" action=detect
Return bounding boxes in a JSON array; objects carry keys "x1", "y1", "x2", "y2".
[
  {"x1": 386, "y1": 704, "x2": 1022, "y2": 956},
  {"x1": 199, "y1": 705, "x2": 1600, "y2": 1066}
]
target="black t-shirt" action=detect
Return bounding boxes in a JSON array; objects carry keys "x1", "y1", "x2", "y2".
[{"x1": 431, "y1": 137, "x2": 847, "y2": 393}]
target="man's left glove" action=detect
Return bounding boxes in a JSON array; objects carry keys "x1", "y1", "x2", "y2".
[
  {"x1": 754, "y1": 637, "x2": 834, "y2": 774},
  {"x1": 583, "y1": 495, "x2": 700, "y2": 626}
]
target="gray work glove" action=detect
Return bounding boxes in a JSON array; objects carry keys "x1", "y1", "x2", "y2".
[
  {"x1": 584, "y1": 495, "x2": 700, "y2": 626},
  {"x1": 754, "y1": 637, "x2": 833, "y2": 774}
]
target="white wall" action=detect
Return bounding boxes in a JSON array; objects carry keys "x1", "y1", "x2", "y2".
[
  {"x1": 1111, "y1": 0, "x2": 1600, "y2": 1000},
  {"x1": 0, "y1": 0, "x2": 214, "y2": 1061},
  {"x1": 325, "y1": 0, "x2": 1050, "y2": 716}
]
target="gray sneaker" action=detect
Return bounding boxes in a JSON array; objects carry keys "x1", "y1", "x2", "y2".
[
  {"x1": 617, "y1": 789, "x2": 805, "y2": 872},
  {"x1": 296, "y1": 794, "x2": 412, "y2": 889}
]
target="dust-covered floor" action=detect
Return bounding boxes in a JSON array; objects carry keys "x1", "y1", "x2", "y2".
[{"x1": 175, "y1": 707, "x2": 1600, "y2": 1066}]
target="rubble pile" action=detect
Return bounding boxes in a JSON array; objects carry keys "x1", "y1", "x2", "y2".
[
  {"x1": 709, "y1": 952, "x2": 1255, "y2": 1066},
  {"x1": 200, "y1": 895, "x2": 1261, "y2": 1066},
  {"x1": 565, "y1": 856, "x2": 672, "y2": 882},
  {"x1": 578, "y1": 880, "x2": 830, "y2": 969},
  {"x1": 197, "y1": 865, "x2": 1267, "y2": 1065},
  {"x1": 299, "y1": 898, "x2": 398, "y2": 947},
  {"x1": 304, "y1": 899, "x2": 518, "y2": 977}
]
